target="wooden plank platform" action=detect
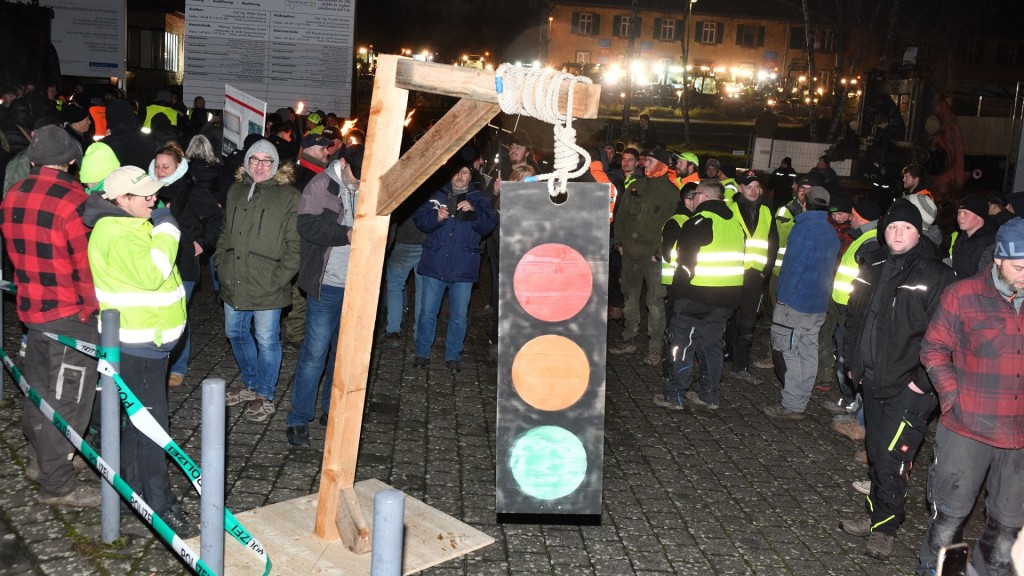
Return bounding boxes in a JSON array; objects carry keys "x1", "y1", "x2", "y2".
[{"x1": 186, "y1": 479, "x2": 493, "y2": 575}]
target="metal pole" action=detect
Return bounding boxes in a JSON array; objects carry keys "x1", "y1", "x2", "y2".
[
  {"x1": 100, "y1": 309, "x2": 120, "y2": 543},
  {"x1": 200, "y1": 377, "x2": 226, "y2": 574},
  {"x1": 370, "y1": 489, "x2": 405, "y2": 576}
]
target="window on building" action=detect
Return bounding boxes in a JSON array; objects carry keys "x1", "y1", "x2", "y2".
[
  {"x1": 996, "y1": 43, "x2": 1021, "y2": 67},
  {"x1": 695, "y1": 21, "x2": 723, "y2": 44},
  {"x1": 736, "y1": 24, "x2": 765, "y2": 48},
  {"x1": 576, "y1": 51, "x2": 591, "y2": 64},
  {"x1": 789, "y1": 28, "x2": 836, "y2": 52},
  {"x1": 128, "y1": 27, "x2": 180, "y2": 72},
  {"x1": 652, "y1": 18, "x2": 678, "y2": 41},
  {"x1": 571, "y1": 12, "x2": 601, "y2": 36},
  {"x1": 612, "y1": 15, "x2": 641, "y2": 38},
  {"x1": 964, "y1": 39, "x2": 985, "y2": 64}
]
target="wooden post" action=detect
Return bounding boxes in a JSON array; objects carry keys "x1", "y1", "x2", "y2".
[{"x1": 315, "y1": 55, "x2": 408, "y2": 540}]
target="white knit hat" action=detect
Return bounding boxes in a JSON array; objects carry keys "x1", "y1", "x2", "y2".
[{"x1": 905, "y1": 193, "x2": 937, "y2": 230}]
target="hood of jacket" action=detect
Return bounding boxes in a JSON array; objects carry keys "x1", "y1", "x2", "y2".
[
  {"x1": 82, "y1": 192, "x2": 131, "y2": 228},
  {"x1": 245, "y1": 139, "x2": 280, "y2": 178}
]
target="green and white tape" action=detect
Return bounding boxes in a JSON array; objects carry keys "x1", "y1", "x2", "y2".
[
  {"x1": 42, "y1": 332, "x2": 272, "y2": 575},
  {"x1": 0, "y1": 347, "x2": 215, "y2": 575}
]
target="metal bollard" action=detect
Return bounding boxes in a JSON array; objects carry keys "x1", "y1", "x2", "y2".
[
  {"x1": 370, "y1": 489, "x2": 406, "y2": 576},
  {"x1": 100, "y1": 310, "x2": 121, "y2": 543},
  {"x1": 200, "y1": 378, "x2": 226, "y2": 573}
]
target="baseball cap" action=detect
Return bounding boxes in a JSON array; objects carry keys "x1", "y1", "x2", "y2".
[
  {"x1": 101, "y1": 166, "x2": 165, "y2": 200},
  {"x1": 736, "y1": 170, "x2": 760, "y2": 186},
  {"x1": 301, "y1": 133, "x2": 332, "y2": 148}
]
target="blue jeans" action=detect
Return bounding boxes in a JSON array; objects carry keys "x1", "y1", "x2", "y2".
[
  {"x1": 415, "y1": 276, "x2": 472, "y2": 361},
  {"x1": 384, "y1": 243, "x2": 422, "y2": 335},
  {"x1": 223, "y1": 303, "x2": 283, "y2": 401},
  {"x1": 287, "y1": 285, "x2": 344, "y2": 427},
  {"x1": 168, "y1": 281, "x2": 195, "y2": 377}
]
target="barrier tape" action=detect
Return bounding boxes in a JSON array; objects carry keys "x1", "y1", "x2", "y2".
[
  {"x1": 0, "y1": 347, "x2": 215, "y2": 576},
  {"x1": 0, "y1": 280, "x2": 16, "y2": 294},
  {"x1": 43, "y1": 332, "x2": 272, "y2": 575}
]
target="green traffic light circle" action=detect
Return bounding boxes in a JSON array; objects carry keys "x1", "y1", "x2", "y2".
[{"x1": 509, "y1": 425, "x2": 587, "y2": 501}]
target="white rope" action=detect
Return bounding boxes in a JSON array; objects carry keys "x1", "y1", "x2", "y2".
[{"x1": 495, "y1": 65, "x2": 592, "y2": 198}]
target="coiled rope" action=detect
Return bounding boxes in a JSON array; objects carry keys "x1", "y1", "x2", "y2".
[{"x1": 494, "y1": 64, "x2": 592, "y2": 198}]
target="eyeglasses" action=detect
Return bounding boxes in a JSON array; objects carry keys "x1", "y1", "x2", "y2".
[
  {"x1": 248, "y1": 157, "x2": 273, "y2": 167},
  {"x1": 129, "y1": 193, "x2": 156, "y2": 201}
]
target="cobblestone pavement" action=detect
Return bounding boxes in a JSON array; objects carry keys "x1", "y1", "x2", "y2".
[{"x1": 0, "y1": 275, "x2": 981, "y2": 575}]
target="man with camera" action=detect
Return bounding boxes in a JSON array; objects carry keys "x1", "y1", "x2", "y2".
[{"x1": 412, "y1": 154, "x2": 498, "y2": 374}]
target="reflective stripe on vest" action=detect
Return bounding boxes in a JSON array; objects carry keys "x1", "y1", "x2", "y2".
[
  {"x1": 773, "y1": 205, "x2": 797, "y2": 276},
  {"x1": 831, "y1": 229, "x2": 878, "y2": 305},
  {"x1": 729, "y1": 202, "x2": 773, "y2": 272},
  {"x1": 690, "y1": 211, "x2": 746, "y2": 288},
  {"x1": 661, "y1": 213, "x2": 691, "y2": 284}
]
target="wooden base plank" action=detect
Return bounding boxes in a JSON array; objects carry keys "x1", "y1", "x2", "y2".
[{"x1": 186, "y1": 479, "x2": 493, "y2": 575}]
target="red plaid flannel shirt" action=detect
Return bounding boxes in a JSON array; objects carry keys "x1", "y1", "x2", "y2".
[
  {"x1": 0, "y1": 167, "x2": 97, "y2": 324},
  {"x1": 921, "y1": 264, "x2": 1024, "y2": 449}
]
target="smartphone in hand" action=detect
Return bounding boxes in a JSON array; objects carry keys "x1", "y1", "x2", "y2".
[{"x1": 937, "y1": 542, "x2": 969, "y2": 576}]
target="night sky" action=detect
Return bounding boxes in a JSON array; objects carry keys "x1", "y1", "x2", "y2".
[{"x1": 355, "y1": 0, "x2": 545, "y2": 63}]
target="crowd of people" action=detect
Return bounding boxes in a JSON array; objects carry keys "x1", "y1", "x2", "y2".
[
  {"x1": 2, "y1": 81, "x2": 1022, "y2": 574},
  {"x1": 595, "y1": 134, "x2": 1023, "y2": 574}
]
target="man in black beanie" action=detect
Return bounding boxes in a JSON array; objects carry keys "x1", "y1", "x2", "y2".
[
  {"x1": 839, "y1": 199, "x2": 955, "y2": 559},
  {"x1": 949, "y1": 192, "x2": 996, "y2": 279}
]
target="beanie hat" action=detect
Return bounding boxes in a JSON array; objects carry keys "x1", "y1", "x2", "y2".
[
  {"x1": 62, "y1": 103, "x2": 90, "y2": 125},
  {"x1": 828, "y1": 191, "x2": 853, "y2": 214},
  {"x1": 852, "y1": 199, "x2": 881, "y2": 222},
  {"x1": 905, "y1": 193, "x2": 937, "y2": 229},
  {"x1": 509, "y1": 130, "x2": 532, "y2": 149},
  {"x1": 449, "y1": 145, "x2": 478, "y2": 175},
  {"x1": 884, "y1": 199, "x2": 923, "y2": 234},
  {"x1": 79, "y1": 142, "x2": 120, "y2": 184},
  {"x1": 650, "y1": 149, "x2": 673, "y2": 167},
  {"x1": 957, "y1": 193, "x2": 989, "y2": 221},
  {"x1": 797, "y1": 172, "x2": 824, "y2": 187},
  {"x1": 995, "y1": 218, "x2": 1024, "y2": 259},
  {"x1": 28, "y1": 125, "x2": 83, "y2": 166}
]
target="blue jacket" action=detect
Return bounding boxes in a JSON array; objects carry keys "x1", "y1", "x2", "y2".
[
  {"x1": 777, "y1": 210, "x2": 839, "y2": 314},
  {"x1": 413, "y1": 182, "x2": 498, "y2": 283}
]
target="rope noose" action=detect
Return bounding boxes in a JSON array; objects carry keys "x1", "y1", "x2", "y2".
[{"x1": 495, "y1": 65, "x2": 593, "y2": 198}]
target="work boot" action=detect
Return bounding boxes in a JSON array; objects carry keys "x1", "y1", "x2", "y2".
[
  {"x1": 286, "y1": 425, "x2": 310, "y2": 448},
  {"x1": 609, "y1": 339, "x2": 637, "y2": 355},
  {"x1": 653, "y1": 393, "x2": 685, "y2": 411},
  {"x1": 686, "y1": 390, "x2": 719, "y2": 410},
  {"x1": 865, "y1": 531, "x2": 895, "y2": 560},
  {"x1": 840, "y1": 516, "x2": 871, "y2": 537},
  {"x1": 732, "y1": 367, "x2": 762, "y2": 385},
  {"x1": 762, "y1": 404, "x2": 805, "y2": 420},
  {"x1": 832, "y1": 415, "x2": 866, "y2": 442},
  {"x1": 38, "y1": 485, "x2": 101, "y2": 508}
]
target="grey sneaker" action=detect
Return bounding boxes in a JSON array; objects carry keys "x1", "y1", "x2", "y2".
[
  {"x1": 38, "y1": 485, "x2": 101, "y2": 508},
  {"x1": 763, "y1": 403, "x2": 805, "y2": 420},
  {"x1": 685, "y1": 390, "x2": 719, "y2": 410},
  {"x1": 226, "y1": 384, "x2": 257, "y2": 407},
  {"x1": 840, "y1": 516, "x2": 871, "y2": 537},
  {"x1": 653, "y1": 393, "x2": 685, "y2": 411},
  {"x1": 852, "y1": 480, "x2": 871, "y2": 495},
  {"x1": 865, "y1": 531, "x2": 895, "y2": 559},
  {"x1": 243, "y1": 397, "x2": 276, "y2": 422}
]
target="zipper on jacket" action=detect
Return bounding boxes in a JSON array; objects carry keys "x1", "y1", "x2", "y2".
[{"x1": 256, "y1": 209, "x2": 265, "y2": 238}]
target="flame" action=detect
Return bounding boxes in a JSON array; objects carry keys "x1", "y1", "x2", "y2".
[
  {"x1": 404, "y1": 108, "x2": 415, "y2": 127},
  {"x1": 295, "y1": 101, "x2": 305, "y2": 115},
  {"x1": 340, "y1": 118, "x2": 358, "y2": 136}
]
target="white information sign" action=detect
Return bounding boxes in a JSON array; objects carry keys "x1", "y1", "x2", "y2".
[
  {"x1": 43, "y1": 0, "x2": 125, "y2": 78},
  {"x1": 185, "y1": 0, "x2": 354, "y2": 116},
  {"x1": 222, "y1": 84, "x2": 267, "y2": 157}
]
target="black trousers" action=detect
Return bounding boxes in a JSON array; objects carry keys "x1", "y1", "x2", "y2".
[
  {"x1": 726, "y1": 269, "x2": 764, "y2": 371},
  {"x1": 120, "y1": 351, "x2": 178, "y2": 515},
  {"x1": 862, "y1": 376, "x2": 935, "y2": 536}
]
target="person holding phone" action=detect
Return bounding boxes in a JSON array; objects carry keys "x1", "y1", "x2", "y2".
[
  {"x1": 917, "y1": 218, "x2": 1024, "y2": 576},
  {"x1": 411, "y1": 154, "x2": 497, "y2": 374}
]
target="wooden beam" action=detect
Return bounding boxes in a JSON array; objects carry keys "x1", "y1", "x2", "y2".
[
  {"x1": 335, "y1": 487, "x2": 371, "y2": 554},
  {"x1": 316, "y1": 54, "x2": 409, "y2": 540},
  {"x1": 395, "y1": 57, "x2": 602, "y2": 119},
  {"x1": 376, "y1": 99, "x2": 499, "y2": 216}
]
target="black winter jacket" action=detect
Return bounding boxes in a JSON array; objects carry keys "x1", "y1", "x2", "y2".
[{"x1": 844, "y1": 240, "x2": 955, "y2": 398}]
